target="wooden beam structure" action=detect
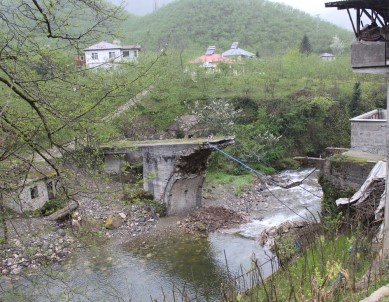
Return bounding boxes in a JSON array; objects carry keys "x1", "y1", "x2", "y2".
[{"x1": 326, "y1": 1, "x2": 389, "y2": 37}]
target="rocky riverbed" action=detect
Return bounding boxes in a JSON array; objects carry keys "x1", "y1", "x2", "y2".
[
  {"x1": 0, "y1": 179, "x2": 250, "y2": 277},
  {"x1": 0, "y1": 168, "x2": 322, "y2": 279}
]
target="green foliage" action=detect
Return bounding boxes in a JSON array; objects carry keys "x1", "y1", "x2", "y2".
[
  {"x1": 122, "y1": 187, "x2": 154, "y2": 203},
  {"x1": 248, "y1": 233, "x2": 373, "y2": 301},
  {"x1": 233, "y1": 108, "x2": 283, "y2": 164},
  {"x1": 349, "y1": 81, "x2": 362, "y2": 118},
  {"x1": 40, "y1": 198, "x2": 68, "y2": 216},
  {"x1": 121, "y1": 187, "x2": 167, "y2": 217},
  {"x1": 273, "y1": 158, "x2": 301, "y2": 171},
  {"x1": 135, "y1": 48, "x2": 384, "y2": 157},
  {"x1": 120, "y1": 0, "x2": 353, "y2": 56},
  {"x1": 205, "y1": 170, "x2": 255, "y2": 195},
  {"x1": 274, "y1": 233, "x2": 298, "y2": 263},
  {"x1": 299, "y1": 34, "x2": 312, "y2": 55},
  {"x1": 147, "y1": 200, "x2": 167, "y2": 217},
  {"x1": 319, "y1": 175, "x2": 355, "y2": 220}
]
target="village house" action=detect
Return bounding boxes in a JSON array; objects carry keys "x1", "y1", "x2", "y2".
[
  {"x1": 83, "y1": 41, "x2": 141, "y2": 69},
  {"x1": 190, "y1": 46, "x2": 233, "y2": 70},
  {"x1": 319, "y1": 52, "x2": 336, "y2": 61},
  {"x1": 221, "y1": 42, "x2": 256, "y2": 61}
]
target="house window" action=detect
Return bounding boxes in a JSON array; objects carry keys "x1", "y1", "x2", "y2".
[
  {"x1": 30, "y1": 186, "x2": 39, "y2": 199},
  {"x1": 109, "y1": 52, "x2": 116, "y2": 59},
  {"x1": 134, "y1": 51, "x2": 138, "y2": 58},
  {"x1": 122, "y1": 50, "x2": 129, "y2": 57},
  {"x1": 91, "y1": 53, "x2": 98, "y2": 60}
]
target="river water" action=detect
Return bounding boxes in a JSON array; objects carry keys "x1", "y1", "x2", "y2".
[{"x1": 2, "y1": 169, "x2": 322, "y2": 302}]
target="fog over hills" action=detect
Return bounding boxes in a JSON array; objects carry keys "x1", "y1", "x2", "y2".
[
  {"x1": 107, "y1": 0, "x2": 352, "y2": 30},
  {"x1": 108, "y1": 0, "x2": 174, "y2": 16}
]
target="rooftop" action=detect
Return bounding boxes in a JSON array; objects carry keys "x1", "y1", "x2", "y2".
[{"x1": 85, "y1": 41, "x2": 141, "y2": 51}]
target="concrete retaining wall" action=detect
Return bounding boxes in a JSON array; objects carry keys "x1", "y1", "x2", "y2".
[
  {"x1": 350, "y1": 109, "x2": 386, "y2": 156},
  {"x1": 322, "y1": 159, "x2": 376, "y2": 191}
]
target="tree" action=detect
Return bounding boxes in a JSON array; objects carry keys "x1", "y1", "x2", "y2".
[
  {"x1": 0, "y1": 0, "x2": 129, "y2": 241},
  {"x1": 330, "y1": 35, "x2": 345, "y2": 56},
  {"x1": 191, "y1": 98, "x2": 242, "y2": 136},
  {"x1": 349, "y1": 82, "x2": 362, "y2": 118},
  {"x1": 299, "y1": 34, "x2": 312, "y2": 55}
]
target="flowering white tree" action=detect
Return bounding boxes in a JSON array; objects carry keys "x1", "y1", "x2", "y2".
[
  {"x1": 191, "y1": 98, "x2": 242, "y2": 136},
  {"x1": 330, "y1": 36, "x2": 345, "y2": 56}
]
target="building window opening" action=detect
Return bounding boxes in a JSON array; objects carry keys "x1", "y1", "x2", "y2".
[
  {"x1": 122, "y1": 50, "x2": 129, "y2": 57},
  {"x1": 109, "y1": 52, "x2": 116, "y2": 59},
  {"x1": 30, "y1": 186, "x2": 39, "y2": 199},
  {"x1": 91, "y1": 53, "x2": 98, "y2": 60}
]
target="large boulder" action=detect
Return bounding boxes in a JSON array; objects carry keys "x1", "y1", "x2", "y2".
[{"x1": 104, "y1": 214, "x2": 125, "y2": 230}]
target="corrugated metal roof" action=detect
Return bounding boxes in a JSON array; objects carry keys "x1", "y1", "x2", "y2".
[
  {"x1": 320, "y1": 53, "x2": 335, "y2": 57},
  {"x1": 122, "y1": 45, "x2": 142, "y2": 50},
  {"x1": 85, "y1": 42, "x2": 141, "y2": 51},
  {"x1": 222, "y1": 48, "x2": 255, "y2": 58},
  {"x1": 84, "y1": 41, "x2": 120, "y2": 51}
]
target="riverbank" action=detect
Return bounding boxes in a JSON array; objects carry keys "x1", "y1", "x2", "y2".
[
  {"x1": 0, "y1": 177, "x2": 249, "y2": 277},
  {"x1": 0, "y1": 168, "x2": 321, "y2": 280}
]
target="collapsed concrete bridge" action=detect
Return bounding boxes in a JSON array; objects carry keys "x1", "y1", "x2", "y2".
[{"x1": 102, "y1": 138, "x2": 234, "y2": 215}]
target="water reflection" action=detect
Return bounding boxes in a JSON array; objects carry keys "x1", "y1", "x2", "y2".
[{"x1": 1, "y1": 168, "x2": 320, "y2": 301}]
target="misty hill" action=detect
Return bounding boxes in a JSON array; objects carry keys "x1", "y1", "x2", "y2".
[
  {"x1": 118, "y1": 0, "x2": 353, "y2": 56},
  {"x1": 107, "y1": 0, "x2": 174, "y2": 16}
]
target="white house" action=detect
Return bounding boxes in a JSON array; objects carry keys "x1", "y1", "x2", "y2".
[
  {"x1": 319, "y1": 53, "x2": 336, "y2": 61},
  {"x1": 84, "y1": 41, "x2": 141, "y2": 68}
]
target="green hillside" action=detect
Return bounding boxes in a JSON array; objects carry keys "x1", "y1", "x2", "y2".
[{"x1": 119, "y1": 0, "x2": 353, "y2": 56}]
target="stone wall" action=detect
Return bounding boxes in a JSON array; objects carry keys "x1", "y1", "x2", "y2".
[
  {"x1": 321, "y1": 158, "x2": 376, "y2": 191},
  {"x1": 4, "y1": 179, "x2": 52, "y2": 213}
]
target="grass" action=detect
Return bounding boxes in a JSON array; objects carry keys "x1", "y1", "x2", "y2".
[
  {"x1": 242, "y1": 232, "x2": 381, "y2": 302},
  {"x1": 205, "y1": 170, "x2": 255, "y2": 195}
]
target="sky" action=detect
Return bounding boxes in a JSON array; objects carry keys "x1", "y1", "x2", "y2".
[{"x1": 270, "y1": 0, "x2": 352, "y2": 30}]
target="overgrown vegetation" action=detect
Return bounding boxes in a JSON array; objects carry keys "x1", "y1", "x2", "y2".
[
  {"x1": 120, "y1": 0, "x2": 352, "y2": 55},
  {"x1": 1, "y1": 0, "x2": 388, "y2": 301}
]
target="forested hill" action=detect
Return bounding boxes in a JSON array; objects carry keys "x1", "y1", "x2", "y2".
[{"x1": 118, "y1": 0, "x2": 353, "y2": 56}]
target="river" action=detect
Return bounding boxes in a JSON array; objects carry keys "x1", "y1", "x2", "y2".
[{"x1": 1, "y1": 168, "x2": 322, "y2": 302}]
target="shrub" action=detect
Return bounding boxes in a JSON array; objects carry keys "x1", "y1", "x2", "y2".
[{"x1": 40, "y1": 198, "x2": 67, "y2": 216}]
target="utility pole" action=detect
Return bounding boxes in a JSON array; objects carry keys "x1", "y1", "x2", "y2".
[
  {"x1": 153, "y1": 0, "x2": 158, "y2": 12},
  {"x1": 384, "y1": 75, "x2": 389, "y2": 259}
]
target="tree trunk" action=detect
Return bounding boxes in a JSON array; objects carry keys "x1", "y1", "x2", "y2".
[{"x1": 0, "y1": 191, "x2": 8, "y2": 243}]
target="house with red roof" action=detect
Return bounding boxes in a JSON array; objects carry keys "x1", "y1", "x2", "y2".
[{"x1": 190, "y1": 46, "x2": 233, "y2": 69}]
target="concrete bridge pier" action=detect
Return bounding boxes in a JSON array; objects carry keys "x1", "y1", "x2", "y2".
[
  {"x1": 102, "y1": 138, "x2": 234, "y2": 215},
  {"x1": 142, "y1": 145, "x2": 213, "y2": 215}
]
